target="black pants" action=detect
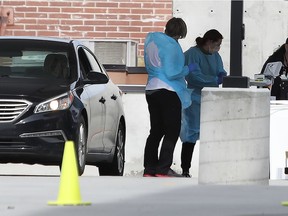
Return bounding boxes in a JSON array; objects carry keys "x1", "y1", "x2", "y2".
[
  {"x1": 144, "y1": 89, "x2": 181, "y2": 175},
  {"x1": 271, "y1": 76, "x2": 281, "y2": 100},
  {"x1": 181, "y1": 142, "x2": 195, "y2": 173}
]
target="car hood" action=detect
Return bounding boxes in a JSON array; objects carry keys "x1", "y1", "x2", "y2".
[{"x1": 0, "y1": 78, "x2": 71, "y2": 102}]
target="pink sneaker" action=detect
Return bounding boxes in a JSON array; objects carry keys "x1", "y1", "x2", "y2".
[{"x1": 143, "y1": 173, "x2": 155, "y2": 177}]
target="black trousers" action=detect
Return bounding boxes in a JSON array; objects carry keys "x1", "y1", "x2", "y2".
[{"x1": 144, "y1": 89, "x2": 181, "y2": 175}]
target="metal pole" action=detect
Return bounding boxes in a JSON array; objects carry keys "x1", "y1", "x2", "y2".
[
  {"x1": 223, "y1": 0, "x2": 248, "y2": 88},
  {"x1": 230, "y1": 0, "x2": 244, "y2": 76}
]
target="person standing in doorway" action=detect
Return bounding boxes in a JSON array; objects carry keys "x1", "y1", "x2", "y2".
[
  {"x1": 180, "y1": 29, "x2": 227, "y2": 177},
  {"x1": 143, "y1": 17, "x2": 197, "y2": 177}
]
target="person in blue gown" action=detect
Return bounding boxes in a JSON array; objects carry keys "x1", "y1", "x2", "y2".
[
  {"x1": 180, "y1": 29, "x2": 227, "y2": 177},
  {"x1": 143, "y1": 17, "x2": 197, "y2": 177}
]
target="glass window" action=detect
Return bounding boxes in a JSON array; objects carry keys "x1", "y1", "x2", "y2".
[
  {"x1": 0, "y1": 40, "x2": 75, "y2": 81},
  {"x1": 83, "y1": 48, "x2": 102, "y2": 73}
]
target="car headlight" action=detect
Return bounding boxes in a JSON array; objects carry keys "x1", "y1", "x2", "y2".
[{"x1": 34, "y1": 92, "x2": 74, "y2": 113}]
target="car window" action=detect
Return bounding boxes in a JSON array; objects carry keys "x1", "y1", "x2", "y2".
[
  {"x1": 83, "y1": 48, "x2": 102, "y2": 73},
  {"x1": 78, "y1": 46, "x2": 108, "y2": 80},
  {"x1": 78, "y1": 48, "x2": 91, "y2": 79},
  {"x1": 0, "y1": 40, "x2": 75, "y2": 81}
]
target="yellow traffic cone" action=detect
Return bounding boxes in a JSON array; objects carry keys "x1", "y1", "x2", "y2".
[{"x1": 48, "y1": 141, "x2": 91, "y2": 206}]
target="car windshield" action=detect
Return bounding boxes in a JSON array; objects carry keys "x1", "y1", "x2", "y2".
[{"x1": 0, "y1": 39, "x2": 77, "y2": 81}]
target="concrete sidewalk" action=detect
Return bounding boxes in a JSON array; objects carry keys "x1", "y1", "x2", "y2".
[{"x1": 1, "y1": 175, "x2": 288, "y2": 216}]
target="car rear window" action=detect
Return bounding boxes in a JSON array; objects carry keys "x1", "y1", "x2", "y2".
[{"x1": 0, "y1": 39, "x2": 76, "y2": 81}]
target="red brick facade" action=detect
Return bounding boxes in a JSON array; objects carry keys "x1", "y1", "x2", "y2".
[{"x1": 0, "y1": 0, "x2": 172, "y2": 65}]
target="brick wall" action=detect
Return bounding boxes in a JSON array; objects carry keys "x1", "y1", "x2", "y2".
[{"x1": 1, "y1": 0, "x2": 172, "y2": 65}]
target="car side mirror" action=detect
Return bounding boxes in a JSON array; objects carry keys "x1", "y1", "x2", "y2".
[{"x1": 85, "y1": 71, "x2": 109, "y2": 84}]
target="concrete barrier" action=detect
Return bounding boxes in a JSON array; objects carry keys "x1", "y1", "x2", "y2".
[{"x1": 198, "y1": 87, "x2": 270, "y2": 185}]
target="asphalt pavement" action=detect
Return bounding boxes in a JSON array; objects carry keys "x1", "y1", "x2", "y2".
[{"x1": 1, "y1": 166, "x2": 288, "y2": 216}]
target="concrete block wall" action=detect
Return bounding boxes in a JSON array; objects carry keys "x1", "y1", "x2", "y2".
[{"x1": 0, "y1": 0, "x2": 172, "y2": 64}]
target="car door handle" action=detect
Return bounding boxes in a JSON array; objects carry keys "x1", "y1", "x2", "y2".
[
  {"x1": 99, "y1": 97, "x2": 106, "y2": 104},
  {"x1": 111, "y1": 94, "x2": 117, "y2": 100}
]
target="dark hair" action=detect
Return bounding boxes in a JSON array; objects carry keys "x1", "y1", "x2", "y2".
[
  {"x1": 196, "y1": 29, "x2": 223, "y2": 47},
  {"x1": 272, "y1": 38, "x2": 288, "y2": 56},
  {"x1": 272, "y1": 44, "x2": 286, "y2": 58},
  {"x1": 164, "y1": 17, "x2": 187, "y2": 39}
]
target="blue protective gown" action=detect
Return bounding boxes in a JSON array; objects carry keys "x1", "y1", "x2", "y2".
[
  {"x1": 144, "y1": 32, "x2": 192, "y2": 109},
  {"x1": 180, "y1": 46, "x2": 227, "y2": 143}
]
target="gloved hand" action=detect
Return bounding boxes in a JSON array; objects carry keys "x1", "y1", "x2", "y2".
[
  {"x1": 188, "y1": 63, "x2": 197, "y2": 72},
  {"x1": 217, "y1": 72, "x2": 226, "y2": 85}
]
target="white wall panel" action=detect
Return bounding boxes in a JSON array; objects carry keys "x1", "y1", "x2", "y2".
[
  {"x1": 174, "y1": 0, "x2": 231, "y2": 74},
  {"x1": 243, "y1": 0, "x2": 288, "y2": 77},
  {"x1": 173, "y1": 0, "x2": 288, "y2": 79}
]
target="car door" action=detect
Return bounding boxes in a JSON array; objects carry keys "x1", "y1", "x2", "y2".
[
  {"x1": 78, "y1": 47, "x2": 107, "y2": 152},
  {"x1": 80, "y1": 47, "x2": 120, "y2": 154},
  {"x1": 102, "y1": 81, "x2": 121, "y2": 153}
]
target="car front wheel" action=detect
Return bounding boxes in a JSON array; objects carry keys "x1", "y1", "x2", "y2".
[
  {"x1": 75, "y1": 115, "x2": 87, "y2": 176},
  {"x1": 98, "y1": 122, "x2": 125, "y2": 176}
]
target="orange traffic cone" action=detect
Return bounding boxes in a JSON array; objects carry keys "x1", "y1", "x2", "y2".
[{"x1": 48, "y1": 141, "x2": 91, "y2": 206}]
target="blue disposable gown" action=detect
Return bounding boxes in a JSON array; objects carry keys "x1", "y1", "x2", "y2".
[
  {"x1": 144, "y1": 32, "x2": 192, "y2": 109},
  {"x1": 180, "y1": 46, "x2": 227, "y2": 143}
]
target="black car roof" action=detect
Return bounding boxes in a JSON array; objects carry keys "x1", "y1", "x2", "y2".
[{"x1": 0, "y1": 36, "x2": 84, "y2": 46}]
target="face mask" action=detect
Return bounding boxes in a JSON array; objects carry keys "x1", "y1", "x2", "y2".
[
  {"x1": 208, "y1": 41, "x2": 221, "y2": 54},
  {"x1": 209, "y1": 45, "x2": 220, "y2": 54},
  {"x1": 214, "y1": 46, "x2": 220, "y2": 52}
]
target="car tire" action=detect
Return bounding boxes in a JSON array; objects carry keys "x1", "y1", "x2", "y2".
[
  {"x1": 75, "y1": 115, "x2": 87, "y2": 176},
  {"x1": 98, "y1": 122, "x2": 125, "y2": 176}
]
